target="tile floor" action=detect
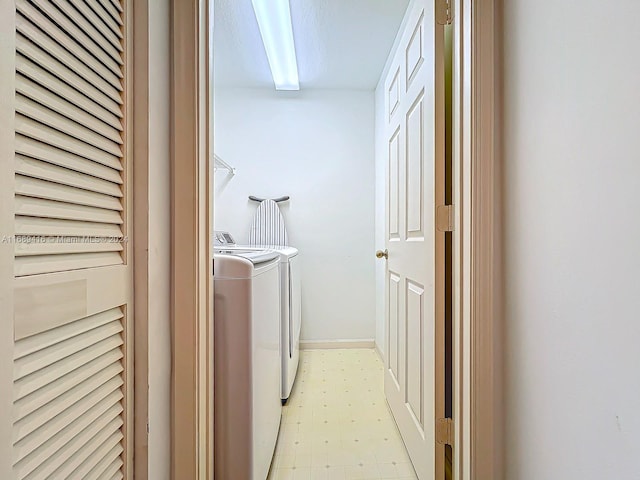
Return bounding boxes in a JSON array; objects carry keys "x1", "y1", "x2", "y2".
[{"x1": 268, "y1": 349, "x2": 417, "y2": 480}]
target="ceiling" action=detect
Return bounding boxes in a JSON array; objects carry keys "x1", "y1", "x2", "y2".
[{"x1": 213, "y1": 0, "x2": 411, "y2": 90}]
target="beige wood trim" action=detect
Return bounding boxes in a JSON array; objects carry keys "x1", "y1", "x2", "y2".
[
  {"x1": 452, "y1": 0, "x2": 503, "y2": 478},
  {"x1": 121, "y1": 1, "x2": 136, "y2": 476},
  {"x1": 466, "y1": 0, "x2": 503, "y2": 478},
  {"x1": 0, "y1": 2, "x2": 15, "y2": 477},
  {"x1": 434, "y1": 8, "x2": 447, "y2": 480},
  {"x1": 206, "y1": 1, "x2": 215, "y2": 476},
  {"x1": 452, "y1": 1, "x2": 469, "y2": 477},
  {"x1": 171, "y1": 0, "x2": 213, "y2": 478},
  {"x1": 132, "y1": 0, "x2": 150, "y2": 478}
]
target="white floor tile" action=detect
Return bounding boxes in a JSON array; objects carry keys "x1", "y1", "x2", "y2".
[{"x1": 269, "y1": 349, "x2": 418, "y2": 480}]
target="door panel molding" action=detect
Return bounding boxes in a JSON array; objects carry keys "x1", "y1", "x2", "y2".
[
  {"x1": 405, "y1": 278, "x2": 425, "y2": 428},
  {"x1": 406, "y1": 12, "x2": 425, "y2": 91},
  {"x1": 405, "y1": 90, "x2": 425, "y2": 239},
  {"x1": 388, "y1": 271, "x2": 401, "y2": 384}
]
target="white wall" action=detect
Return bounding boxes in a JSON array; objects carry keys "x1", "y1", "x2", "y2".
[
  {"x1": 374, "y1": 84, "x2": 386, "y2": 354},
  {"x1": 147, "y1": 1, "x2": 171, "y2": 478},
  {"x1": 503, "y1": 1, "x2": 640, "y2": 478},
  {"x1": 214, "y1": 88, "x2": 376, "y2": 342},
  {"x1": 372, "y1": 0, "x2": 415, "y2": 357}
]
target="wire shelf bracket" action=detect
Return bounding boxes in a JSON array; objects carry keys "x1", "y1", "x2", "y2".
[{"x1": 213, "y1": 154, "x2": 236, "y2": 175}]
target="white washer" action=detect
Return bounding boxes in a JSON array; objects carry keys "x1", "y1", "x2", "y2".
[
  {"x1": 215, "y1": 232, "x2": 301, "y2": 401},
  {"x1": 213, "y1": 250, "x2": 281, "y2": 480}
]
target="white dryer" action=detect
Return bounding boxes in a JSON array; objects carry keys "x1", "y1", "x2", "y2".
[
  {"x1": 213, "y1": 250, "x2": 281, "y2": 480},
  {"x1": 277, "y1": 247, "x2": 301, "y2": 402},
  {"x1": 215, "y1": 232, "x2": 301, "y2": 401}
]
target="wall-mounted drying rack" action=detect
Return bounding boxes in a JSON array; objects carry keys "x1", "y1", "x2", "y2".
[
  {"x1": 214, "y1": 154, "x2": 236, "y2": 175},
  {"x1": 249, "y1": 195, "x2": 290, "y2": 203}
]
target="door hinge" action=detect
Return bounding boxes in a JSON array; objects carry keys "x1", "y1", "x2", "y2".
[
  {"x1": 437, "y1": 0, "x2": 453, "y2": 25},
  {"x1": 436, "y1": 205, "x2": 454, "y2": 232},
  {"x1": 436, "y1": 417, "x2": 454, "y2": 445}
]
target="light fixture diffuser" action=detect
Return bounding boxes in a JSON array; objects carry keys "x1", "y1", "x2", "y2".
[{"x1": 251, "y1": 0, "x2": 300, "y2": 90}]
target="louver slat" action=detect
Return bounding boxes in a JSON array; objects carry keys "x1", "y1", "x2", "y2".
[
  {"x1": 15, "y1": 308, "x2": 123, "y2": 360},
  {"x1": 49, "y1": 427, "x2": 123, "y2": 480},
  {"x1": 15, "y1": 252, "x2": 124, "y2": 277},
  {"x1": 41, "y1": 0, "x2": 124, "y2": 69},
  {"x1": 15, "y1": 417, "x2": 123, "y2": 480},
  {"x1": 14, "y1": 400, "x2": 123, "y2": 466},
  {"x1": 23, "y1": 0, "x2": 122, "y2": 77},
  {"x1": 68, "y1": 0, "x2": 124, "y2": 54},
  {"x1": 15, "y1": 155, "x2": 123, "y2": 198},
  {"x1": 68, "y1": 436, "x2": 123, "y2": 480},
  {"x1": 14, "y1": 217, "x2": 123, "y2": 239},
  {"x1": 15, "y1": 196, "x2": 123, "y2": 225},
  {"x1": 109, "y1": 0, "x2": 124, "y2": 13},
  {"x1": 14, "y1": 364, "x2": 123, "y2": 432},
  {"x1": 16, "y1": 38, "x2": 122, "y2": 118},
  {"x1": 16, "y1": 96, "x2": 122, "y2": 156},
  {"x1": 16, "y1": 56, "x2": 122, "y2": 130},
  {"x1": 16, "y1": 0, "x2": 122, "y2": 91},
  {"x1": 101, "y1": 0, "x2": 124, "y2": 26},
  {"x1": 14, "y1": 333, "x2": 124, "y2": 395},
  {"x1": 15, "y1": 176, "x2": 123, "y2": 212},
  {"x1": 12, "y1": 309, "x2": 125, "y2": 480},
  {"x1": 15, "y1": 239, "x2": 123, "y2": 258},
  {"x1": 16, "y1": 14, "x2": 122, "y2": 103},
  {"x1": 16, "y1": 136, "x2": 123, "y2": 183},
  {"x1": 14, "y1": 323, "x2": 123, "y2": 380},
  {"x1": 13, "y1": 376, "x2": 123, "y2": 443},
  {"x1": 97, "y1": 458, "x2": 124, "y2": 480},
  {"x1": 16, "y1": 76, "x2": 122, "y2": 144},
  {"x1": 16, "y1": 116, "x2": 122, "y2": 171}
]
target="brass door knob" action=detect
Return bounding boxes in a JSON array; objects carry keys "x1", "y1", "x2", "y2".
[{"x1": 376, "y1": 249, "x2": 388, "y2": 259}]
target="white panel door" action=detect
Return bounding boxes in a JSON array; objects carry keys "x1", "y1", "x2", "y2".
[
  {"x1": 384, "y1": 1, "x2": 445, "y2": 479},
  {"x1": 0, "y1": 1, "x2": 134, "y2": 478}
]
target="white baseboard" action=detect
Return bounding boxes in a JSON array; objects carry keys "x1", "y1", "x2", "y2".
[
  {"x1": 300, "y1": 339, "x2": 375, "y2": 350},
  {"x1": 374, "y1": 343, "x2": 384, "y2": 362}
]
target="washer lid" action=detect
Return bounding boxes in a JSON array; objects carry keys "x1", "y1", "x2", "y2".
[
  {"x1": 215, "y1": 245, "x2": 298, "y2": 260},
  {"x1": 215, "y1": 249, "x2": 279, "y2": 265},
  {"x1": 213, "y1": 251, "x2": 279, "y2": 280}
]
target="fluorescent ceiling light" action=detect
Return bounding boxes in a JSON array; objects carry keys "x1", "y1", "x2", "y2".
[{"x1": 251, "y1": 0, "x2": 300, "y2": 90}]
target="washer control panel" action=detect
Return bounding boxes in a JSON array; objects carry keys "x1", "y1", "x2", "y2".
[{"x1": 214, "y1": 231, "x2": 236, "y2": 246}]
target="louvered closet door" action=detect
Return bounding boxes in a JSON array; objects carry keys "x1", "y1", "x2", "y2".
[{"x1": 4, "y1": 0, "x2": 133, "y2": 478}]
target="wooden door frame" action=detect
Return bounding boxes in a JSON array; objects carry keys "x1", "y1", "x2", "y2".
[
  {"x1": 454, "y1": 0, "x2": 503, "y2": 479},
  {"x1": 170, "y1": 0, "x2": 214, "y2": 479},
  {"x1": 166, "y1": 0, "x2": 503, "y2": 478},
  {"x1": 132, "y1": 0, "x2": 150, "y2": 478}
]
